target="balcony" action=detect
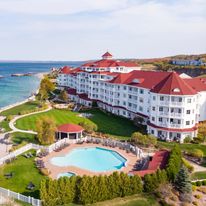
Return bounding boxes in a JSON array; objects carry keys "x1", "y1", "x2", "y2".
[{"x1": 158, "y1": 122, "x2": 182, "y2": 128}]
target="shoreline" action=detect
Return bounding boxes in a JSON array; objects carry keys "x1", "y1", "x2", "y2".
[{"x1": 0, "y1": 72, "x2": 47, "y2": 114}]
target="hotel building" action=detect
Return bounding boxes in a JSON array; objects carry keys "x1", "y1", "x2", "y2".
[{"x1": 57, "y1": 52, "x2": 206, "y2": 142}]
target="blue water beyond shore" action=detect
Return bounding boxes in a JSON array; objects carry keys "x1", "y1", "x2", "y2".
[{"x1": 0, "y1": 61, "x2": 82, "y2": 109}]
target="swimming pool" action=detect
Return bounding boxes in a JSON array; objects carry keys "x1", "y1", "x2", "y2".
[
  {"x1": 50, "y1": 147, "x2": 127, "y2": 172},
  {"x1": 57, "y1": 172, "x2": 76, "y2": 179}
]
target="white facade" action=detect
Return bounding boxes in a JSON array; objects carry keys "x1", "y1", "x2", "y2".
[{"x1": 57, "y1": 53, "x2": 206, "y2": 143}]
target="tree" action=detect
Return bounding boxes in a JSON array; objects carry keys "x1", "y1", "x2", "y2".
[
  {"x1": 37, "y1": 77, "x2": 55, "y2": 101},
  {"x1": 175, "y1": 166, "x2": 192, "y2": 194},
  {"x1": 59, "y1": 90, "x2": 68, "y2": 102},
  {"x1": 183, "y1": 136, "x2": 192, "y2": 143},
  {"x1": 79, "y1": 121, "x2": 97, "y2": 134},
  {"x1": 198, "y1": 122, "x2": 206, "y2": 142},
  {"x1": 189, "y1": 149, "x2": 204, "y2": 160},
  {"x1": 36, "y1": 117, "x2": 56, "y2": 145},
  {"x1": 132, "y1": 132, "x2": 157, "y2": 147}
]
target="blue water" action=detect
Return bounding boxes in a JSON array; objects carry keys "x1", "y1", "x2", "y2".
[
  {"x1": 0, "y1": 62, "x2": 82, "y2": 108},
  {"x1": 57, "y1": 172, "x2": 76, "y2": 179},
  {"x1": 50, "y1": 147, "x2": 127, "y2": 172}
]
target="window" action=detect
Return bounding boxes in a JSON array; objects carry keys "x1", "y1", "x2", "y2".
[
  {"x1": 153, "y1": 96, "x2": 156, "y2": 100},
  {"x1": 151, "y1": 130, "x2": 154, "y2": 134},
  {"x1": 186, "y1": 110, "x2": 191, "y2": 114},
  {"x1": 187, "y1": 98, "x2": 192, "y2": 103},
  {"x1": 140, "y1": 89, "x2": 144, "y2": 94},
  {"x1": 160, "y1": 96, "x2": 164, "y2": 101},
  {"x1": 178, "y1": 97, "x2": 182, "y2": 102},
  {"x1": 152, "y1": 117, "x2": 155, "y2": 121},
  {"x1": 159, "y1": 117, "x2": 163, "y2": 122},
  {"x1": 123, "y1": 86, "x2": 127, "y2": 90},
  {"x1": 139, "y1": 106, "x2": 143, "y2": 112},
  {"x1": 152, "y1": 107, "x2": 155, "y2": 111},
  {"x1": 186, "y1": 121, "x2": 190, "y2": 125},
  {"x1": 159, "y1": 107, "x2": 163, "y2": 112},
  {"x1": 139, "y1": 98, "x2": 143, "y2": 103}
]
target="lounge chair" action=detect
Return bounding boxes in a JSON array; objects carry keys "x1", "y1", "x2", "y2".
[
  {"x1": 23, "y1": 153, "x2": 30, "y2": 158},
  {"x1": 27, "y1": 182, "x2": 35, "y2": 190},
  {"x1": 4, "y1": 172, "x2": 13, "y2": 179}
]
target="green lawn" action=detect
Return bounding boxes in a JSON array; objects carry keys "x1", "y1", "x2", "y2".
[
  {"x1": 0, "y1": 101, "x2": 40, "y2": 117},
  {"x1": 0, "y1": 150, "x2": 46, "y2": 198},
  {"x1": 11, "y1": 132, "x2": 37, "y2": 144},
  {"x1": 0, "y1": 119, "x2": 11, "y2": 132},
  {"x1": 16, "y1": 109, "x2": 93, "y2": 131},
  {"x1": 16, "y1": 109, "x2": 141, "y2": 140},
  {"x1": 191, "y1": 171, "x2": 206, "y2": 180},
  {"x1": 158, "y1": 141, "x2": 206, "y2": 156},
  {"x1": 83, "y1": 109, "x2": 141, "y2": 139},
  {"x1": 65, "y1": 194, "x2": 159, "y2": 206}
]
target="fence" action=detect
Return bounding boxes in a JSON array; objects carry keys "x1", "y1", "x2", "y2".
[
  {"x1": 0, "y1": 186, "x2": 41, "y2": 206},
  {"x1": 0, "y1": 143, "x2": 44, "y2": 165}
]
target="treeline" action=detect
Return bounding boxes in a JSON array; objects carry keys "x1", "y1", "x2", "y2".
[
  {"x1": 40, "y1": 172, "x2": 142, "y2": 206},
  {"x1": 40, "y1": 146, "x2": 182, "y2": 206},
  {"x1": 143, "y1": 145, "x2": 182, "y2": 192}
]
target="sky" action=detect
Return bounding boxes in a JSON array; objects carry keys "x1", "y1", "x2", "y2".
[{"x1": 0, "y1": 0, "x2": 205, "y2": 61}]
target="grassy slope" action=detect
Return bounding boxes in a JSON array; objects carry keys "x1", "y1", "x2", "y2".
[
  {"x1": 11, "y1": 132, "x2": 37, "y2": 144},
  {"x1": 16, "y1": 109, "x2": 140, "y2": 140},
  {"x1": 158, "y1": 141, "x2": 206, "y2": 156},
  {"x1": 0, "y1": 150, "x2": 46, "y2": 198},
  {"x1": 83, "y1": 109, "x2": 140, "y2": 139},
  {"x1": 191, "y1": 171, "x2": 206, "y2": 180},
  {"x1": 1, "y1": 101, "x2": 40, "y2": 116},
  {"x1": 16, "y1": 109, "x2": 93, "y2": 131}
]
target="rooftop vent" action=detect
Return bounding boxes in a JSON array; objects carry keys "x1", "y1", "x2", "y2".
[
  {"x1": 173, "y1": 88, "x2": 180, "y2": 92},
  {"x1": 132, "y1": 78, "x2": 144, "y2": 84}
]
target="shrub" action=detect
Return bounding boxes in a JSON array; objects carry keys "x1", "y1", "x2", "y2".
[
  {"x1": 192, "y1": 185, "x2": 197, "y2": 191},
  {"x1": 196, "y1": 181, "x2": 202, "y2": 186},
  {"x1": 184, "y1": 136, "x2": 192, "y2": 143},
  {"x1": 6, "y1": 115, "x2": 14, "y2": 121},
  {"x1": 79, "y1": 121, "x2": 97, "y2": 133},
  {"x1": 194, "y1": 194, "x2": 202, "y2": 199},
  {"x1": 182, "y1": 158, "x2": 194, "y2": 173},
  {"x1": 202, "y1": 180, "x2": 206, "y2": 185},
  {"x1": 192, "y1": 201, "x2": 198, "y2": 206},
  {"x1": 188, "y1": 149, "x2": 204, "y2": 159},
  {"x1": 40, "y1": 168, "x2": 50, "y2": 176}
]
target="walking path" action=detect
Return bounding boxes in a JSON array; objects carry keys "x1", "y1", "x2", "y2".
[{"x1": 9, "y1": 105, "x2": 52, "y2": 134}]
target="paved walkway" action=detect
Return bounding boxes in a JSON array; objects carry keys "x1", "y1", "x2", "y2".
[
  {"x1": 188, "y1": 159, "x2": 206, "y2": 172},
  {"x1": 9, "y1": 105, "x2": 52, "y2": 134}
]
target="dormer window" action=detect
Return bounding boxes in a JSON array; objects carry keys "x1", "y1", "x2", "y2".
[
  {"x1": 132, "y1": 78, "x2": 144, "y2": 84},
  {"x1": 173, "y1": 88, "x2": 180, "y2": 92}
]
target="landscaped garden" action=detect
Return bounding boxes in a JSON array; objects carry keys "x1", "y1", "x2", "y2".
[
  {"x1": 0, "y1": 150, "x2": 46, "y2": 199},
  {"x1": 15, "y1": 109, "x2": 139, "y2": 140}
]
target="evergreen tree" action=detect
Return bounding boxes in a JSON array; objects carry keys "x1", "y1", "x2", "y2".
[
  {"x1": 175, "y1": 165, "x2": 192, "y2": 194},
  {"x1": 144, "y1": 174, "x2": 155, "y2": 193},
  {"x1": 130, "y1": 175, "x2": 143, "y2": 194}
]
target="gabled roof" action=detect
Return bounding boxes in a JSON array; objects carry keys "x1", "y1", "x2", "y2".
[
  {"x1": 184, "y1": 77, "x2": 206, "y2": 92},
  {"x1": 81, "y1": 59, "x2": 137, "y2": 68},
  {"x1": 102, "y1": 51, "x2": 113, "y2": 58},
  {"x1": 109, "y1": 70, "x2": 170, "y2": 89},
  {"x1": 151, "y1": 72, "x2": 197, "y2": 95}
]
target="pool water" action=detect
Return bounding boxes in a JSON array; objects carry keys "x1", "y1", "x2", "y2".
[
  {"x1": 57, "y1": 172, "x2": 76, "y2": 179},
  {"x1": 51, "y1": 147, "x2": 127, "y2": 172}
]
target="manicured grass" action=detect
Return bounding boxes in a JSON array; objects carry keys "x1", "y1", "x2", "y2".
[
  {"x1": 0, "y1": 101, "x2": 40, "y2": 117},
  {"x1": 158, "y1": 141, "x2": 206, "y2": 156},
  {"x1": 11, "y1": 132, "x2": 37, "y2": 144},
  {"x1": 16, "y1": 109, "x2": 141, "y2": 140},
  {"x1": 16, "y1": 109, "x2": 94, "y2": 131},
  {"x1": 0, "y1": 119, "x2": 11, "y2": 132},
  {"x1": 65, "y1": 194, "x2": 159, "y2": 206},
  {"x1": 83, "y1": 109, "x2": 142, "y2": 139},
  {"x1": 191, "y1": 171, "x2": 206, "y2": 180},
  {"x1": 0, "y1": 150, "x2": 46, "y2": 198}
]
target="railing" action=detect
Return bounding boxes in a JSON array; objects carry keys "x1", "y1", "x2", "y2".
[
  {"x1": 0, "y1": 187, "x2": 41, "y2": 206},
  {"x1": 0, "y1": 143, "x2": 44, "y2": 165}
]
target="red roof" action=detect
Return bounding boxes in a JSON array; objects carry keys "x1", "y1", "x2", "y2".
[
  {"x1": 67, "y1": 88, "x2": 77, "y2": 95},
  {"x1": 109, "y1": 70, "x2": 170, "y2": 89},
  {"x1": 148, "y1": 122, "x2": 198, "y2": 132},
  {"x1": 57, "y1": 124, "x2": 83, "y2": 133},
  {"x1": 60, "y1": 66, "x2": 73, "y2": 74},
  {"x1": 82, "y1": 59, "x2": 137, "y2": 68},
  {"x1": 184, "y1": 77, "x2": 206, "y2": 92},
  {"x1": 130, "y1": 150, "x2": 169, "y2": 177},
  {"x1": 151, "y1": 72, "x2": 197, "y2": 95},
  {"x1": 102, "y1": 51, "x2": 113, "y2": 58}
]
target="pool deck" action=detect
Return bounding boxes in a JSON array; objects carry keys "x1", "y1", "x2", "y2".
[{"x1": 41, "y1": 142, "x2": 139, "y2": 179}]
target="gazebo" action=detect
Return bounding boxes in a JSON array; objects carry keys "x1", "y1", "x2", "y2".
[{"x1": 56, "y1": 123, "x2": 84, "y2": 140}]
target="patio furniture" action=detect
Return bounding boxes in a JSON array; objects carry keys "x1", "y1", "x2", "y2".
[
  {"x1": 4, "y1": 172, "x2": 14, "y2": 179},
  {"x1": 27, "y1": 182, "x2": 35, "y2": 190}
]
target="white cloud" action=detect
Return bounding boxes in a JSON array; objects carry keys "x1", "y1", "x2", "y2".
[
  {"x1": 0, "y1": 0, "x2": 205, "y2": 60},
  {"x1": 0, "y1": 0, "x2": 127, "y2": 15}
]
